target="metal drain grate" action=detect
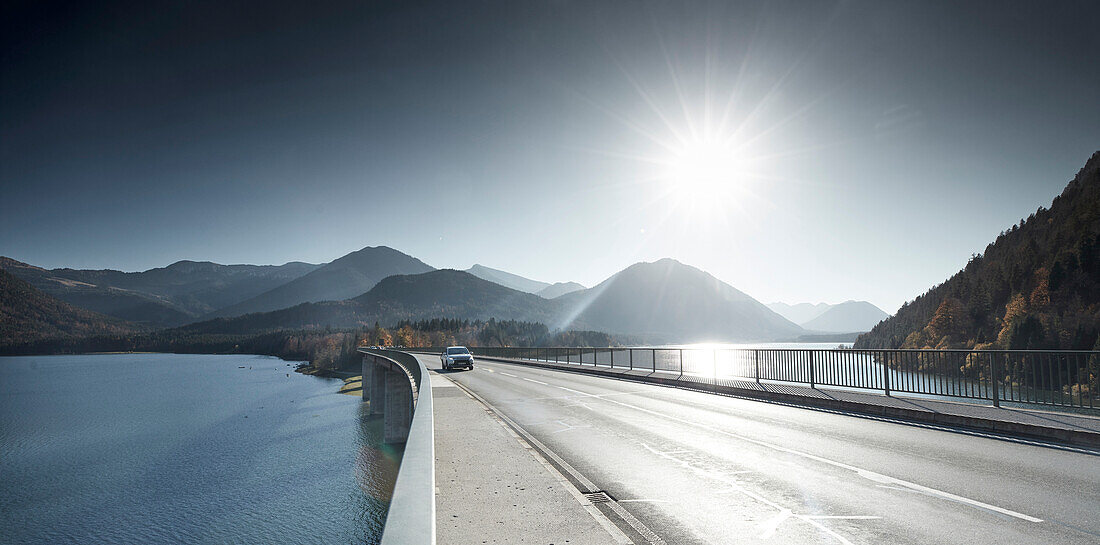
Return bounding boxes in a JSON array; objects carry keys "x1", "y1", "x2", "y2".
[{"x1": 584, "y1": 491, "x2": 614, "y2": 504}]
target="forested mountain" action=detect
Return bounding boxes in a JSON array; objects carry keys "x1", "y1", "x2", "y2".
[
  {"x1": 1, "y1": 269, "x2": 137, "y2": 348},
  {"x1": 354, "y1": 269, "x2": 561, "y2": 323},
  {"x1": 537, "y1": 281, "x2": 586, "y2": 299},
  {"x1": 557, "y1": 259, "x2": 803, "y2": 342},
  {"x1": 465, "y1": 264, "x2": 550, "y2": 294},
  {"x1": 182, "y1": 269, "x2": 559, "y2": 335},
  {"x1": 179, "y1": 261, "x2": 801, "y2": 343},
  {"x1": 0, "y1": 257, "x2": 319, "y2": 327},
  {"x1": 209, "y1": 246, "x2": 433, "y2": 318},
  {"x1": 856, "y1": 151, "x2": 1100, "y2": 350},
  {"x1": 801, "y1": 301, "x2": 889, "y2": 333}
]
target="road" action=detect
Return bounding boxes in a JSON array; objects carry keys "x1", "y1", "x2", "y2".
[{"x1": 414, "y1": 353, "x2": 1100, "y2": 545}]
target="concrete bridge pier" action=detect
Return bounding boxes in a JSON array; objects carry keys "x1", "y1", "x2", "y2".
[{"x1": 362, "y1": 353, "x2": 415, "y2": 443}]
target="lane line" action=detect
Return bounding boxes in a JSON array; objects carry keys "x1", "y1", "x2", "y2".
[
  {"x1": 522, "y1": 377, "x2": 549, "y2": 385},
  {"x1": 499, "y1": 372, "x2": 518, "y2": 377},
  {"x1": 585, "y1": 387, "x2": 1044, "y2": 523}
]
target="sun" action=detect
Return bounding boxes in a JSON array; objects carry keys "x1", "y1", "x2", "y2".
[{"x1": 664, "y1": 139, "x2": 746, "y2": 201}]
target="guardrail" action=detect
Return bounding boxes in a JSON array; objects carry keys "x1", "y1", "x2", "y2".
[
  {"x1": 359, "y1": 348, "x2": 435, "y2": 545},
  {"x1": 419, "y1": 346, "x2": 1099, "y2": 410}
]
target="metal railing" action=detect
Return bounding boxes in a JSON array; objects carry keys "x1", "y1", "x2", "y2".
[{"x1": 456, "y1": 346, "x2": 1100, "y2": 410}]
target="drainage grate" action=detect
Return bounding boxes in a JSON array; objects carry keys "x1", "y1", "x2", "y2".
[{"x1": 584, "y1": 491, "x2": 614, "y2": 504}]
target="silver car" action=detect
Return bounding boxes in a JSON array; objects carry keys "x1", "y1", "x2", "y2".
[{"x1": 441, "y1": 346, "x2": 474, "y2": 370}]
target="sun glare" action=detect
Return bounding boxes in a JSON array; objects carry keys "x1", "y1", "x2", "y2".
[{"x1": 664, "y1": 139, "x2": 746, "y2": 201}]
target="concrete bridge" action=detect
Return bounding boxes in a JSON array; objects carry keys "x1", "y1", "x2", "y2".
[{"x1": 361, "y1": 347, "x2": 1100, "y2": 545}]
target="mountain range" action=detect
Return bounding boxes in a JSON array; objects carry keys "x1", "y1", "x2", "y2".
[
  {"x1": 2, "y1": 248, "x2": 820, "y2": 343},
  {"x1": 465, "y1": 264, "x2": 586, "y2": 298},
  {"x1": 767, "y1": 301, "x2": 889, "y2": 333}
]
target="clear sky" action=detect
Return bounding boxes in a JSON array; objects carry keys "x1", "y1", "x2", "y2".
[{"x1": 2, "y1": 0, "x2": 1098, "y2": 313}]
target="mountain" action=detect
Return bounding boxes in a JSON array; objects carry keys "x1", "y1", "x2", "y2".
[
  {"x1": 210, "y1": 246, "x2": 433, "y2": 318},
  {"x1": 800, "y1": 301, "x2": 889, "y2": 333},
  {"x1": 1, "y1": 268, "x2": 137, "y2": 348},
  {"x1": 555, "y1": 259, "x2": 803, "y2": 342},
  {"x1": 537, "y1": 281, "x2": 586, "y2": 299},
  {"x1": 465, "y1": 264, "x2": 550, "y2": 294},
  {"x1": 0, "y1": 257, "x2": 320, "y2": 327},
  {"x1": 354, "y1": 269, "x2": 559, "y2": 323},
  {"x1": 767, "y1": 302, "x2": 831, "y2": 324},
  {"x1": 856, "y1": 150, "x2": 1100, "y2": 350},
  {"x1": 183, "y1": 269, "x2": 557, "y2": 335}
]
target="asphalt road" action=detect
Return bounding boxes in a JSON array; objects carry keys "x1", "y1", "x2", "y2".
[{"x1": 414, "y1": 353, "x2": 1100, "y2": 545}]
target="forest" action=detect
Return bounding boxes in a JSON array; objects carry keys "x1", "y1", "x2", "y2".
[
  {"x1": 856, "y1": 152, "x2": 1100, "y2": 353},
  {"x1": 0, "y1": 317, "x2": 623, "y2": 373}
]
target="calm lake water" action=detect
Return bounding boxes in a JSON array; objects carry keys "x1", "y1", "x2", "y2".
[{"x1": 0, "y1": 354, "x2": 399, "y2": 545}]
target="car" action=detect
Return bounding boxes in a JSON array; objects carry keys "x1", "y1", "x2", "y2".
[{"x1": 441, "y1": 346, "x2": 474, "y2": 370}]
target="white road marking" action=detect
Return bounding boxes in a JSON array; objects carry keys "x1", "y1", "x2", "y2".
[
  {"x1": 500, "y1": 372, "x2": 518, "y2": 377},
  {"x1": 601, "y1": 393, "x2": 1042, "y2": 523},
  {"x1": 522, "y1": 377, "x2": 549, "y2": 385},
  {"x1": 641, "y1": 443, "x2": 874, "y2": 545},
  {"x1": 483, "y1": 368, "x2": 494, "y2": 373}
]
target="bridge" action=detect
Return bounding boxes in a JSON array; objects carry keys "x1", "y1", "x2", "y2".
[{"x1": 360, "y1": 346, "x2": 1100, "y2": 545}]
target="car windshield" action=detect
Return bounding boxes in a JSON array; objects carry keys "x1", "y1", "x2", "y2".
[{"x1": 447, "y1": 347, "x2": 470, "y2": 355}]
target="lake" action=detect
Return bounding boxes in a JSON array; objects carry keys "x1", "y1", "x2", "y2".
[{"x1": 0, "y1": 354, "x2": 397, "y2": 544}]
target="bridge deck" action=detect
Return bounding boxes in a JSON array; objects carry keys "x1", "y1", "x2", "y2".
[
  {"x1": 430, "y1": 369, "x2": 627, "y2": 544},
  {"x1": 414, "y1": 353, "x2": 1100, "y2": 545}
]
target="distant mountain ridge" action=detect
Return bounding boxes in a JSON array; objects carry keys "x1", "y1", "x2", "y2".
[
  {"x1": 801, "y1": 301, "x2": 889, "y2": 332},
  {"x1": 767, "y1": 302, "x2": 831, "y2": 324},
  {"x1": 537, "y1": 281, "x2": 586, "y2": 299},
  {"x1": 0, "y1": 256, "x2": 319, "y2": 327},
  {"x1": 179, "y1": 259, "x2": 804, "y2": 342},
  {"x1": 209, "y1": 246, "x2": 434, "y2": 318},
  {"x1": 769, "y1": 301, "x2": 889, "y2": 332}
]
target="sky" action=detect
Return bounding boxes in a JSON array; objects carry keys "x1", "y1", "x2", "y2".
[{"x1": 2, "y1": 0, "x2": 1098, "y2": 313}]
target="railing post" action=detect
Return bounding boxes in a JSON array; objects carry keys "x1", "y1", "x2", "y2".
[
  {"x1": 990, "y1": 352, "x2": 1000, "y2": 408},
  {"x1": 754, "y1": 349, "x2": 760, "y2": 383},
  {"x1": 808, "y1": 351, "x2": 815, "y2": 389},
  {"x1": 678, "y1": 349, "x2": 683, "y2": 381},
  {"x1": 652, "y1": 349, "x2": 656, "y2": 373},
  {"x1": 629, "y1": 348, "x2": 633, "y2": 370},
  {"x1": 883, "y1": 351, "x2": 891, "y2": 397}
]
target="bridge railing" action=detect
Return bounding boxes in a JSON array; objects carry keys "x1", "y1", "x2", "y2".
[
  {"x1": 453, "y1": 346, "x2": 1099, "y2": 410},
  {"x1": 359, "y1": 348, "x2": 435, "y2": 545}
]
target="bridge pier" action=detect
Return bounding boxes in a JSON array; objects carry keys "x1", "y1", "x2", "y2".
[{"x1": 362, "y1": 353, "x2": 414, "y2": 443}]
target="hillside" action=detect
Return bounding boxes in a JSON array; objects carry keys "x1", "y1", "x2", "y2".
[
  {"x1": 355, "y1": 269, "x2": 560, "y2": 322},
  {"x1": 1, "y1": 269, "x2": 137, "y2": 347},
  {"x1": 556, "y1": 259, "x2": 803, "y2": 342},
  {"x1": 0, "y1": 257, "x2": 319, "y2": 326},
  {"x1": 801, "y1": 301, "x2": 889, "y2": 333},
  {"x1": 767, "y1": 302, "x2": 831, "y2": 324},
  {"x1": 182, "y1": 269, "x2": 559, "y2": 335},
  {"x1": 856, "y1": 151, "x2": 1100, "y2": 350},
  {"x1": 465, "y1": 264, "x2": 550, "y2": 294},
  {"x1": 537, "y1": 281, "x2": 586, "y2": 299},
  {"x1": 210, "y1": 246, "x2": 433, "y2": 318}
]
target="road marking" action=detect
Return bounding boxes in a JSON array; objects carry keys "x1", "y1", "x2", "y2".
[
  {"x1": 483, "y1": 368, "x2": 494, "y2": 373},
  {"x1": 597, "y1": 392, "x2": 1043, "y2": 523},
  {"x1": 522, "y1": 377, "x2": 549, "y2": 385},
  {"x1": 499, "y1": 372, "x2": 518, "y2": 377}
]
